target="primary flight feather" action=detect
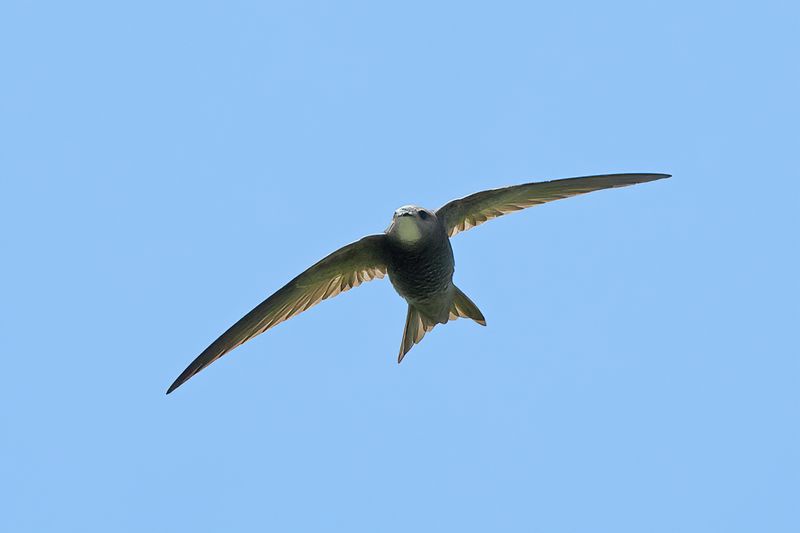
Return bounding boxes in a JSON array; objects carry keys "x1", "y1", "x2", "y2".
[{"x1": 167, "y1": 172, "x2": 669, "y2": 394}]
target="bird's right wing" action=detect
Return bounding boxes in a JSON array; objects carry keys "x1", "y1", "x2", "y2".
[
  {"x1": 436, "y1": 173, "x2": 670, "y2": 237},
  {"x1": 167, "y1": 234, "x2": 389, "y2": 394}
]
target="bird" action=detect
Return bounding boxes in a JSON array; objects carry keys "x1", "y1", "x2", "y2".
[{"x1": 167, "y1": 172, "x2": 669, "y2": 394}]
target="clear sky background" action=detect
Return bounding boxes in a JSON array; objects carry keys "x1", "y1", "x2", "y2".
[{"x1": 2, "y1": 1, "x2": 798, "y2": 532}]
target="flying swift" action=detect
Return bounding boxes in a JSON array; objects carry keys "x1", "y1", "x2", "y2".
[{"x1": 167, "y1": 172, "x2": 669, "y2": 394}]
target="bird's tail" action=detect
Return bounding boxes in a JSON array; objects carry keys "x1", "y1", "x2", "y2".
[
  {"x1": 398, "y1": 305, "x2": 437, "y2": 363},
  {"x1": 448, "y1": 285, "x2": 487, "y2": 326},
  {"x1": 397, "y1": 286, "x2": 486, "y2": 363}
]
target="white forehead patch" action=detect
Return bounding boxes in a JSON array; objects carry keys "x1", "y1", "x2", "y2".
[
  {"x1": 394, "y1": 216, "x2": 422, "y2": 243},
  {"x1": 394, "y1": 205, "x2": 416, "y2": 217}
]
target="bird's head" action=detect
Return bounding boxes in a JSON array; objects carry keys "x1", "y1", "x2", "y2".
[{"x1": 386, "y1": 205, "x2": 438, "y2": 244}]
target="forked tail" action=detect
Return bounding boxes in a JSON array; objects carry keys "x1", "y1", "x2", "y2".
[{"x1": 397, "y1": 285, "x2": 486, "y2": 363}]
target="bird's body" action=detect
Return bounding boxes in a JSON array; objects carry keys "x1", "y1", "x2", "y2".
[
  {"x1": 385, "y1": 206, "x2": 455, "y2": 325},
  {"x1": 167, "y1": 172, "x2": 670, "y2": 394}
]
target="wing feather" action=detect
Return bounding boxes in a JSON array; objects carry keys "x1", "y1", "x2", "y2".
[
  {"x1": 167, "y1": 234, "x2": 388, "y2": 393},
  {"x1": 436, "y1": 173, "x2": 670, "y2": 237}
]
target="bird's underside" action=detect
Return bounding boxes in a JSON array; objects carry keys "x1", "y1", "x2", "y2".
[{"x1": 167, "y1": 172, "x2": 669, "y2": 394}]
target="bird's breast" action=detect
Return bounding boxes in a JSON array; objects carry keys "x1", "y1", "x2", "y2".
[{"x1": 386, "y1": 236, "x2": 455, "y2": 309}]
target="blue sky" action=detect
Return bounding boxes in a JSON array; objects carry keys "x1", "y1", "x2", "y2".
[{"x1": 2, "y1": 1, "x2": 798, "y2": 531}]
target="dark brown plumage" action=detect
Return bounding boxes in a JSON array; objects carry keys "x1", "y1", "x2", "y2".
[{"x1": 167, "y1": 172, "x2": 669, "y2": 394}]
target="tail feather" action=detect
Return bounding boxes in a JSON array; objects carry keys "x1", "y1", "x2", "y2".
[
  {"x1": 398, "y1": 305, "x2": 437, "y2": 363},
  {"x1": 397, "y1": 286, "x2": 486, "y2": 363},
  {"x1": 448, "y1": 285, "x2": 486, "y2": 326}
]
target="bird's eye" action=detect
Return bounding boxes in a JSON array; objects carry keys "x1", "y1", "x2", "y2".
[{"x1": 418, "y1": 211, "x2": 429, "y2": 220}]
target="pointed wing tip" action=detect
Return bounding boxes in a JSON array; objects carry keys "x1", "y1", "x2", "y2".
[
  {"x1": 165, "y1": 379, "x2": 182, "y2": 395},
  {"x1": 166, "y1": 369, "x2": 195, "y2": 395},
  {"x1": 616, "y1": 172, "x2": 670, "y2": 187}
]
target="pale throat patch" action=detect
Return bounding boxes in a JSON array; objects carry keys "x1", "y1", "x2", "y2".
[{"x1": 395, "y1": 217, "x2": 423, "y2": 243}]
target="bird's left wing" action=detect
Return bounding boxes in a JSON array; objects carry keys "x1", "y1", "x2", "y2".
[
  {"x1": 167, "y1": 234, "x2": 388, "y2": 394},
  {"x1": 436, "y1": 173, "x2": 670, "y2": 237}
]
